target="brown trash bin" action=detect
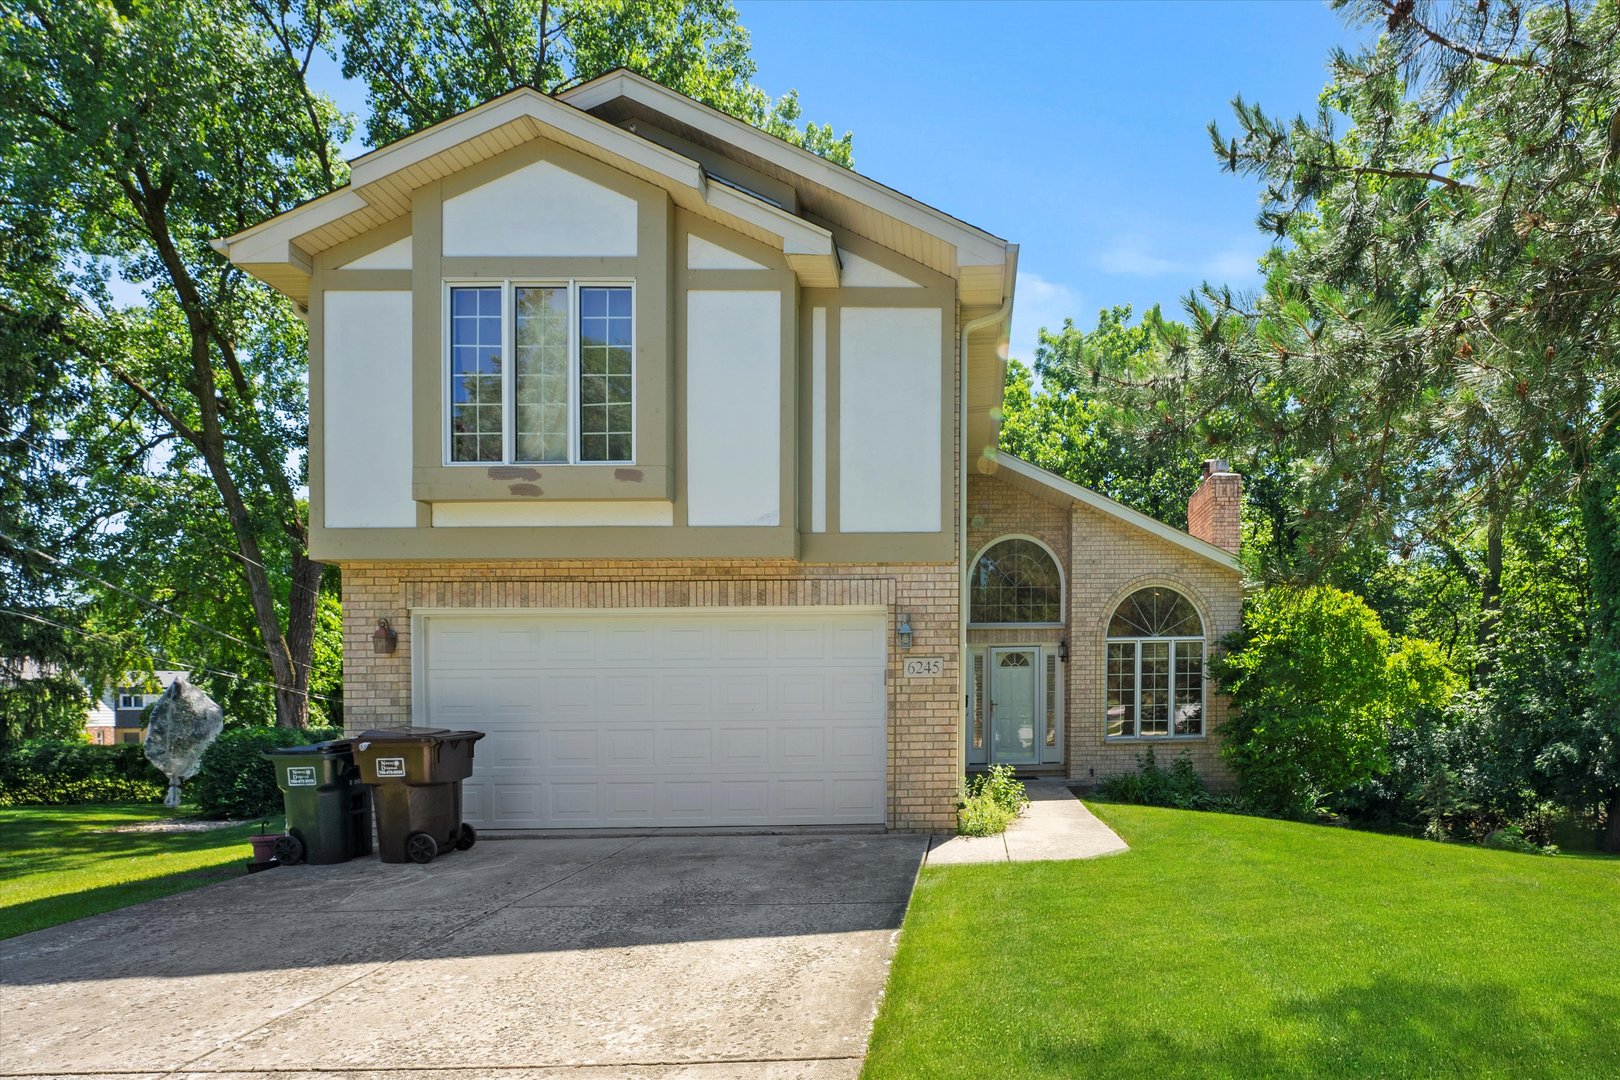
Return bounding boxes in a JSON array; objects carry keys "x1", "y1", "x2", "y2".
[{"x1": 350, "y1": 728, "x2": 485, "y2": 864}]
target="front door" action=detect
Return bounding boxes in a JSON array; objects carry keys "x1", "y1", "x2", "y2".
[{"x1": 989, "y1": 647, "x2": 1040, "y2": 766}]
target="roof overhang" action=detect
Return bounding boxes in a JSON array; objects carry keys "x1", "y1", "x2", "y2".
[
  {"x1": 561, "y1": 70, "x2": 1016, "y2": 308},
  {"x1": 990, "y1": 452, "x2": 1243, "y2": 574},
  {"x1": 214, "y1": 85, "x2": 844, "y2": 304}
]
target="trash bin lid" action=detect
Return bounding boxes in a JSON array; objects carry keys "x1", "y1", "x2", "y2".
[
  {"x1": 267, "y1": 739, "x2": 354, "y2": 755},
  {"x1": 353, "y1": 728, "x2": 485, "y2": 744}
]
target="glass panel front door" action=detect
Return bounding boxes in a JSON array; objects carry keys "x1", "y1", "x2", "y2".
[{"x1": 990, "y1": 648, "x2": 1040, "y2": 765}]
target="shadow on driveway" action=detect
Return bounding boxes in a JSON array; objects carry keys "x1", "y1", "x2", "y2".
[{"x1": 1, "y1": 833, "x2": 925, "y2": 1078}]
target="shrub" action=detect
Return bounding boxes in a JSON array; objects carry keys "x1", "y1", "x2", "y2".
[
  {"x1": 189, "y1": 725, "x2": 342, "y2": 819},
  {"x1": 1095, "y1": 748, "x2": 1212, "y2": 810},
  {"x1": 1213, "y1": 586, "x2": 1456, "y2": 818},
  {"x1": 1484, "y1": 824, "x2": 1558, "y2": 856},
  {"x1": 0, "y1": 741, "x2": 166, "y2": 805},
  {"x1": 957, "y1": 764, "x2": 1028, "y2": 836}
]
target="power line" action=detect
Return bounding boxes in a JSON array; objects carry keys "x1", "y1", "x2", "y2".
[
  {"x1": 0, "y1": 608, "x2": 340, "y2": 705},
  {"x1": 4, "y1": 429, "x2": 324, "y2": 601},
  {"x1": 1, "y1": 530, "x2": 322, "y2": 677}
]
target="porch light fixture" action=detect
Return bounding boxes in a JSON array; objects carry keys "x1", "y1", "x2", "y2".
[
  {"x1": 896, "y1": 614, "x2": 914, "y2": 650},
  {"x1": 372, "y1": 618, "x2": 398, "y2": 655},
  {"x1": 1058, "y1": 639, "x2": 1070, "y2": 663}
]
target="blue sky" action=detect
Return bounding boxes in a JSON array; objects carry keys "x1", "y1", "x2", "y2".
[
  {"x1": 734, "y1": 0, "x2": 1373, "y2": 362},
  {"x1": 305, "y1": 0, "x2": 1372, "y2": 363}
]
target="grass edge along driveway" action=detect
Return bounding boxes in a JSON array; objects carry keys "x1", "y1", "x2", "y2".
[
  {"x1": 0, "y1": 803, "x2": 281, "y2": 940},
  {"x1": 863, "y1": 803, "x2": 1619, "y2": 1080}
]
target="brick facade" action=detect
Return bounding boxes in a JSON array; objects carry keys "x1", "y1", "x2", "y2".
[
  {"x1": 340, "y1": 558, "x2": 962, "y2": 831},
  {"x1": 967, "y1": 471, "x2": 1243, "y2": 790},
  {"x1": 1186, "y1": 460, "x2": 1243, "y2": 554}
]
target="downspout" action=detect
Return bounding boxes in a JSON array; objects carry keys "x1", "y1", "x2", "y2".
[{"x1": 958, "y1": 280, "x2": 1014, "y2": 778}]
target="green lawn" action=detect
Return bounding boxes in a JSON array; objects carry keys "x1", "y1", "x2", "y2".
[
  {"x1": 0, "y1": 804, "x2": 283, "y2": 940},
  {"x1": 864, "y1": 804, "x2": 1620, "y2": 1079}
]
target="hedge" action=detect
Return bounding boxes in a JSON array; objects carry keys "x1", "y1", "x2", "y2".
[
  {"x1": 0, "y1": 727, "x2": 345, "y2": 815},
  {"x1": 0, "y1": 741, "x2": 167, "y2": 805},
  {"x1": 188, "y1": 726, "x2": 343, "y2": 819}
]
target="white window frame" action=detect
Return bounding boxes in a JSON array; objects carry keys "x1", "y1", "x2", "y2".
[
  {"x1": 442, "y1": 278, "x2": 637, "y2": 467},
  {"x1": 966, "y1": 534, "x2": 1066, "y2": 629},
  {"x1": 1103, "y1": 635, "x2": 1207, "y2": 741}
]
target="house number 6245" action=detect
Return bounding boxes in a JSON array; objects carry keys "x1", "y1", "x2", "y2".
[{"x1": 903, "y1": 657, "x2": 943, "y2": 677}]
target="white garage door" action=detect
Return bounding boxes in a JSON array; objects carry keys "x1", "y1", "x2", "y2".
[{"x1": 419, "y1": 609, "x2": 888, "y2": 828}]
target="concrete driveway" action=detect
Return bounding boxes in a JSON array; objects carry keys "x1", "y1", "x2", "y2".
[{"x1": 0, "y1": 833, "x2": 926, "y2": 1079}]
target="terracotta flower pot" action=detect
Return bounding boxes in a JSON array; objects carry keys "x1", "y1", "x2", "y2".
[{"x1": 248, "y1": 834, "x2": 280, "y2": 864}]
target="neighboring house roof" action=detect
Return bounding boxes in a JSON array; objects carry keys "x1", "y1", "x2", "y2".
[{"x1": 990, "y1": 452, "x2": 1243, "y2": 574}]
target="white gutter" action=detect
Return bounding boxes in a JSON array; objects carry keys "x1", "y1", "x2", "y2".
[{"x1": 957, "y1": 283, "x2": 1014, "y2": 776}]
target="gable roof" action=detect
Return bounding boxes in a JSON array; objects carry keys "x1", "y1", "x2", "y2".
[
  {"x1": 559, "y1": 70, "x2": 1014, "y2": 303},
  {"x1": 991, "y1": 452, "x2": 1243, "y2": 574},
  {"x1": 215, "y1": 71, "x2": 1017, "y2": 310}
]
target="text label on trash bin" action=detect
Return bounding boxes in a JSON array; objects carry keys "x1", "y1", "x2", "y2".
[
  {"x1": 287, "y1": 766, "x2": 317, "y2": 787},
  {"x1": 375, "y1": 757, "x2": 407, "y2": 777}
]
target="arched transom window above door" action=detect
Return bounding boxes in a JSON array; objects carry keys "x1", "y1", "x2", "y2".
[
  {"x1": 969, "y1": 537, "x2": 1063, "y2": 626},
  {"x1": 1106, "y1": 586, "x2": 1206, "y2": 739}
]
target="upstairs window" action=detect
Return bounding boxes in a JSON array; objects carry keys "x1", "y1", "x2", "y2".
[
  {"x1": 448, "y1": 282, "x2": 633, "y2": 465},
  {"x1": 1106, "y1": 587, "x2": 1205, "y2": 739},
  {"x1": 970, "y1": 537, "x2": 1063, "y2": 625}
]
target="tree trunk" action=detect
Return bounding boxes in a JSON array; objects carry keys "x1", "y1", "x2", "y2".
[{"x1": 1606, "y1": 792, "x2": 1620, "y2": 854}]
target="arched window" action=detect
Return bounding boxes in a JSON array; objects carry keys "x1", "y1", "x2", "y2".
[
  {"x1": 970, "y1": 537, "x2": 1063, "y2": 625},
  {"x1": 1105, "y1": 586, "x2": 1205, "y2": 739}
]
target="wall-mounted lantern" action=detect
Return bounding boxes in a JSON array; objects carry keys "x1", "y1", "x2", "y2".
[
  {"x1": 372, "y1": 618, "x2": 399, "y2": 655},
  {"x1": 1058, "y1": 639, "x2": 1070, "y2": 663},
  {"x1": 896, "y1": 613, "x2": 914, "y2": 651}
]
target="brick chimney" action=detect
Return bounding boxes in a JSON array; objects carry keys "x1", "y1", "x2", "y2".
[{"x1": 1187, "y1": 459, "x2": 1242, "y2": 554}]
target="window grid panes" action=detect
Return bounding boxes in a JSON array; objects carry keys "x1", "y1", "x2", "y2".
[
  {"x1": 1107, "y1": 642, "x2": 1136, "y2": 737},
  {"x1": 970, "y1": 538, "x2": 1063, "y2": 624},
  {"x1": 449, "y1": 286, "x2": 504, "y2": 463},
  {"x1": 1106, "y1": 587, "x2": 1206, "y2": 740},
  {"x1": 1139, "y1": 640, "x2": 1170, "y2": 736},
  {"x1": 446, "y1": 281, "x2": 632, "y2": 466},
  {"x1": 1107, "y1": 587, "x2": 1202, "y2": 637},
  {"x1": 578, "y1": 286, "x2": 634, "y2": 463},
  {"x1": 1175, "y1": 640, "x2": 1204, "y2": 736}
]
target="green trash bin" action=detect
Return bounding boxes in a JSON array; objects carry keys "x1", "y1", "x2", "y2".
[
  {"x1": 350, "y1": 728, "x2": 485, "y2": 865},
  {"x1": 262, "y1": 741, "x2": 374, "y2": 866}
]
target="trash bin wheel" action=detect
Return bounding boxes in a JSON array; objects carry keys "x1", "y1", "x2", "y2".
[
  {"x1": 406, "y1": 832, "x2": 438, "y2": 864},
  {"x1": 273, "y1": 833, "x2": 305, "y2": 866},
  {"x1": 456, "y1": 823, "x2": 477, "y2": 851}
]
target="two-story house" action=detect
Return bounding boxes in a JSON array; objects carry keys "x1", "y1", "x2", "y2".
[
  {"x1": 86, "y1": 670, "x2": 188, "y2": 744},
  {"x1": 219, "y1": 71, "x2": 1243, "y2": 832}
]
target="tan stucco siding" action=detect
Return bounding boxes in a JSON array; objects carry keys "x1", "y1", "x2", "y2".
[{"x1": 310, "y1": 136, "x2": 959, "y2": 564}]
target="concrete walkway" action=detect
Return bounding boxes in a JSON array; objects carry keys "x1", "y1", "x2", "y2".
[{"x1": 925, "y1": 781, "x2": 1129, "y2": 865}]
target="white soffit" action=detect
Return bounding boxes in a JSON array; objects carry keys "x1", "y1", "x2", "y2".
[
  {"x1": 218, "y1": 85, "x2": 841, "y2": 298},
  {"x1": 993, "y1": 452, "x2": 1241, "y2": 573}
]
